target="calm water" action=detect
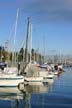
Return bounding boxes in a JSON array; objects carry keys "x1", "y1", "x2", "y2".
[{"x1": 0, "y1": 67, "x2": 72, "y2": 108}]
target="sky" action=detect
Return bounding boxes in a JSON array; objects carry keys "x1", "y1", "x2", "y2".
[{"x1": 0, "y1": 0, "x2": 72, "y2": 55}]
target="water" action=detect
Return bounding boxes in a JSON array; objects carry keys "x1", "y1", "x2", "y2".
[{"x1": 0, "y1": 67, "x2": 72, "y2": 108}]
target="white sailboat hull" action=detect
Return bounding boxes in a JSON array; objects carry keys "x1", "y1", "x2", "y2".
[
  {"x1": 24, "y1": 77, "x2": 43, "y2": 82},
  {"x1": 0, "y1": 76, "x2": 24, "y2": 87},
  {"x1": 24, "y1": 74, "x2": 54, "y2": 83}
]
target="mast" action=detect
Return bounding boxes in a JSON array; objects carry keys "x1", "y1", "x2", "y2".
[
  {"x1": 25, "y1": 17, "x2": 30, "y2": 63},
  {"x1": 12, "y1": 8, "x2": 19, "y2": 62},
  {"x1": 5, "y1": 40, "x2": 9, "y2": 63},
  {"x1": 43, "y1": 35, "x2": 45, "y2": 63},
  {"x1": 29, "y1": 23, "x2": 32, "y2": 62}
]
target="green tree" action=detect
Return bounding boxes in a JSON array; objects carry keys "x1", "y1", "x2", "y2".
[
  {"x1": 9, "y1": 52, "x2": 12, "y2": 61},
  {"x1": 31, "y1": 48, "x2": 34, "y2": 60},
  {"x1": 0, "y1": 46, "x2": 5, "y2": 61},
  {"x1": 18, "y1": 48, "x2": 24, "y2": 61}
]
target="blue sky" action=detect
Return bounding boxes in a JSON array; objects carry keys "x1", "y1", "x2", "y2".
[{"x1": 0, "y1": 0, "x2": 72, "y2": 55}]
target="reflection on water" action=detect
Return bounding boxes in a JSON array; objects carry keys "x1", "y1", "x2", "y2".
[
  {"x1": 0, "y1": 87, "x2": 24, "y2": 108},
  {"x1": 24, "y1": 82, "x2": 49, "y2": 94},
  {"x1": 1, "y1": 68, "x2": 72, "y2": 108},
  {"x1": 0, "y1": 87, "x2": 32, "y2": 108},
  {"x1": 0, "y1": 79, "x2": 53, "y2": 108}
]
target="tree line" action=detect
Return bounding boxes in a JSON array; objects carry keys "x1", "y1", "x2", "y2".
[{"x1": 0, "y1": 46, "x2": 44, "y2": 63}]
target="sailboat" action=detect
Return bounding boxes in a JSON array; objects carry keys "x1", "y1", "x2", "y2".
[
  {"x1": 24, "y1": 18, "x2": 54, "y2": 83},
  {"x1": 0, "y1": 9, "x2": 24, "y2": 87},
  {"x1": 0, "y1": 68, "x2": 24, "y2": 87}
]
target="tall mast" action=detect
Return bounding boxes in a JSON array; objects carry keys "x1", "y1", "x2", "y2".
[
  {"x1": 13, "y1": 8, "x2": 19, "y2": 62},
  {"x1": 43, "y1": 35, "x2": 45, "y2": 63},
  {"x1": 25, "y1": 17, "x2": 30, "y2": 63},
  {"x1": 29, "y1": 23, "x2": 32, "y2": 62}
]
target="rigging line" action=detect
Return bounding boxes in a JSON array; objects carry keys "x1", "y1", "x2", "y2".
[
  {"x1": 17, "y1": 39, "x2": 26, "y2": 51},
  {"x1": 7, "y1": 23, "x2": 15, "y2": 52}
]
